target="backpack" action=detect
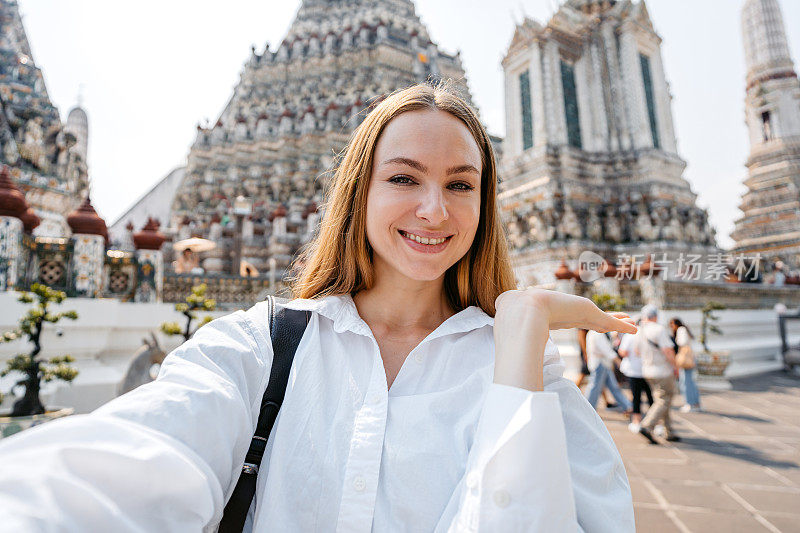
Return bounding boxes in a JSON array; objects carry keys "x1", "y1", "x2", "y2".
[{"x1": 218, "y1": 296, "x2": 311, "y2": 533}]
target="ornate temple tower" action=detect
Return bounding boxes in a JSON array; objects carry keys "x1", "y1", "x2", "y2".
[
  {"x1": 500, "y1": 0, "x2": 717, "y2": 286},
  {"x1": 170, "y1": 0, "x2": 474, "y2": 276},
  {"x1": 0, "y1": 0, "x2": 90, "y2": 237},
  {"x1": 732, "y1": 0, "x2": 800, "y2": 269}
]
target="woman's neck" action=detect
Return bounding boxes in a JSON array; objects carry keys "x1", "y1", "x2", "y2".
[{"x1": 353, "y1": 271, "x2": 453, "y2": 333}]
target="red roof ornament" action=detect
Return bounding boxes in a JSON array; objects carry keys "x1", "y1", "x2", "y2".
[
  {"x1": 555, "y1": 260, "x2": 575, "y2": 280},
  {"x1": 602, "y1": 259, "x2": 618, "y2": 279},
  {"x1": 67, "y1": 196, "x2": 108, "y2": 240},
  {"x1": 273, "y1": 205, "x2": 287, "y2": 218},
  {"x1": 132, "y1": 217, "x2": 167, "y2": 250},
  {"x1": 20, "y1": 206, "x2": 40, "y2": 233},
  {"x1": 0, "y1": 165, "x2": 28, "y2": 219}
]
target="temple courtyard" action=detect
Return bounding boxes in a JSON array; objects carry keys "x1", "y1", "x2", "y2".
[{"x1": 599, "y1": 371, "x2": 800, "y2": 532}]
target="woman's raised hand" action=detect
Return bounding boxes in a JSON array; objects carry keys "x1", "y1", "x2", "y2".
[
  {"x1": 495, "y1": 288, "x2": 637, "y2": 334},
  {"x1": 492, "y1": 289, "x2": 637, "y2": 392}
]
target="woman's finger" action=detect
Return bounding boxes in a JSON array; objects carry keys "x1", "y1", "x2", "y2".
[{"x1": 602, "y1": 313, "x2": 637, "y2": 335}]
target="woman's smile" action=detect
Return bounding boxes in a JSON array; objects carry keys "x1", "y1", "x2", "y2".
[{"x1": 398, "y1": 229, "x2": 454, "y2": 253}]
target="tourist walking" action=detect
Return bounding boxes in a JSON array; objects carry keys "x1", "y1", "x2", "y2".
[
  {"x1": 0, "y1": 83, "x2": 636, "y2": 531},
  {"x1": 670, "y1": 317, "x2": 701, "y2": 412},
  {"x1": 585, "y1": 329, "x2": 633, "y2": 412},
  {"x1": 636, "y1": 305, "x2": 680, "y2": 444},
  {"x1": 618, "y1": 322, "x2": 653, "y2": 433},
  {"x1": 574, "y1": 328, "x2": 617, "y2": 406}
]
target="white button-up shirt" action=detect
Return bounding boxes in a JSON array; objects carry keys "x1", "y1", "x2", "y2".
[{"x1": 0, "y1": 294, "x2": 633, "y2": 532}]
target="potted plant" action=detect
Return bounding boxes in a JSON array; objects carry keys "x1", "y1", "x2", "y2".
[
  {"x1": 160, "y1": 283, "x2": 216, "y2": 342},
  {"x1": 590, "y1": 293, "x2": 626, "y2": 313},
  {"x1": 696, "y1": 301, "x2": 730, "y2": 376},
  {"x1": 0, "y1": 284, "x2": 79, "y2": 439}
]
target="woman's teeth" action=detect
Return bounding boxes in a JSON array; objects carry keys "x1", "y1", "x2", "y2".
[{"x1": 401, "y1": 231, "x2": 448, "y2": 245}]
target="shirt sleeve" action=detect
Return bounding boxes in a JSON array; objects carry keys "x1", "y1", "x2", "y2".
[
  {"x1": 675, "y1": 327, "x2": 690, "y2": 347},
  {"x1": 438, "y1": 339, "x2": 634, "y2": 532},
  {"x1": 0, "y1": 307, "x2": 273, "y2": 532}
]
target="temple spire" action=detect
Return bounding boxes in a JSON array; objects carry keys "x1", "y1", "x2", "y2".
[{"x1": 742, "y1": 0, "x2": 796, "y2": 87}]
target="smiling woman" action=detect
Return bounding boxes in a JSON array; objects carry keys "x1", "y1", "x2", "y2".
[
  {"x1": 293, "y1": 82, "x2": 514, "y2": 317},
  {"x1": 0, "y1": 82, "x2": 636, "y2": 532}
]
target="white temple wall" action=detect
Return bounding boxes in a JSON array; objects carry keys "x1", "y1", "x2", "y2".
[
  {"x1": 587, "y1": 40, "x2": 610, "y2": 152},
  {"x1": 0, "y1": 293, "x2": 228, "y2": 414},
  {"x1": 601, "y1": 21, "x2": 631, "y2": 151},
  {"x1": 530, "y1": 41, "x2": 547, "y2": 150},
  {"x1": 619, "y1": 21, "x2": 651, "y2": 150},
  {"x1": 574, "y1": 54, "x2": 595, "y2": 152}
]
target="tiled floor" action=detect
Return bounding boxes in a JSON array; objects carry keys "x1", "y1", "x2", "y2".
[{"x1": 598, "y1": 371, "x2": 800, "y2": 533}]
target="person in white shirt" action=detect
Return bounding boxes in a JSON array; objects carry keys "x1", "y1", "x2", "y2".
[
  {"x1": 0, "y1": 83, "x2": 637, "y2": 532},
  {"x1": 635, "y1": 305, "x2": 679, "y2": 444},
  {"x1": 584, "y1": 330, "x2": 632, "y2": 413},
  {"x1": 618, "y1": 326, "x2": 653, "y2": 433}
]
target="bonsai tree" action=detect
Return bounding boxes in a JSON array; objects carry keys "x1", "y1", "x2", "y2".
[
  {"x1": 161, "y1": 283, "x2": 216, "y2": 342},
  {"x1": 700, "y1": 301, "x2": 726, "y2": 352},
  {"x1": 591, "y1": 293, "x2": 626, "y2": 313},
  {"x1": 0, "y1": 284, "x2": 79, "y2": 416}
]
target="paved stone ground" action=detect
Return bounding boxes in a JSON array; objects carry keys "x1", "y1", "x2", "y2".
[{"x1": 598, "y1": 371, "x2": 800, "y2": 533}]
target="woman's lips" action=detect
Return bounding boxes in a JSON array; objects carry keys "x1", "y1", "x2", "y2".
[{"x1": 398, "y1": 230, "x2": 453, "y2": 254}]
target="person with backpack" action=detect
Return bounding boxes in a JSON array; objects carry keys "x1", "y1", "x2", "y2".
[
  {"x1": 635, "y1": 305, "x2": 680, "y2": 444},
  {"x1": 0, "y1": 83, "x2": 636, "y2": 532},
  {"x1": 669, "y1": 317, "x2": 701, "y2": 412}
]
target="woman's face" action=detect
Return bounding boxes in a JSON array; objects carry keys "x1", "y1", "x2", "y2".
[
  {"x1": 365, "y1": 109, "x2": 482, "y2": 283},
  {"x1": 669, "y1": 320, "x2": 677, "y2": 333}
]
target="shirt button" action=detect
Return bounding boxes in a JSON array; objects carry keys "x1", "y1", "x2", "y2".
[
  {"x1": 466, "y1": 471, "x2": 479, "y2": 489},
  {"x1": 414, "y1": 352, "x2": 424, "y2": 363},
  {"x1": 493, "y1": 489, "x2": 510, "y2": 508},
  {"x1": 353, "y1": 475, "x2": 366, "y2": 492}
]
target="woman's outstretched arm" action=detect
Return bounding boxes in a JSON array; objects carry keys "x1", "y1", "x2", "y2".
[
  {"x1": 438, "y1": 289, "x2": 636, "y2": 532},
  {"x1": 0, "y1": 305, "x2": 273, "y2": 532}
]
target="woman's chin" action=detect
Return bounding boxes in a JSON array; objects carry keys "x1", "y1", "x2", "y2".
[{"x1": 393, "y1": 263, "x2": 448, "y2": 283}]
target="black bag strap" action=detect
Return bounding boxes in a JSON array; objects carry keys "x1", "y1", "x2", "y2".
[{"x1": 218, "y1": 296, "x2": 311, "y2": 533}]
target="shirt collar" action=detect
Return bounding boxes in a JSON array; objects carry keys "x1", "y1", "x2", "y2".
[{"x1": 284, "y1": 293, "x2": 494, "y2": 340}]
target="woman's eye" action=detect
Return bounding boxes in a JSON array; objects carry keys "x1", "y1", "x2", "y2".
[
  {"x1": 449, "y1": 182, "x2": 475, "y2": 191},
  {"x1": 389, "y1": 175, "x2": 415, "y2": 185}
]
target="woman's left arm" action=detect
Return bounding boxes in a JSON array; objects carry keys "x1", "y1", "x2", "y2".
[{"x1": 438, "y1": 289, "x2": 636, "y2": 532}]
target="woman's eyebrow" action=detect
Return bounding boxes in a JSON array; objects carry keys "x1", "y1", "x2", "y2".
[
  {"x1": 382, "y1": 157, "x2": 428, "y2": 173},
  {"x1": 381, "y1": 157, "x2": 479, "y2": 176}
]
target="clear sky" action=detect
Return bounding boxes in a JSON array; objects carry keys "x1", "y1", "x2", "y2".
[{"x1": 15, "y1": 0, "x2": 800, "y2": 248}]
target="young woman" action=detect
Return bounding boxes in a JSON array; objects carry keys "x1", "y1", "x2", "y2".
[
  {"x1": 0, "y1": 83, "x2": 636, "y2": 531},
  {"x1": 669, "y1": 317, "x2": 701, "y2": 412}
]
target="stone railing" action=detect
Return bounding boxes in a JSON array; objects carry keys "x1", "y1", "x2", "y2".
[
  {"x1": 162, "y1": 272, "x2": 289, "y2": 310},
  {"x1": 661, "y1": 280, "x2": 800, "y2": 310},
  {"x1": 573, "y1": 279, "x2": 800, "y2": 310}
]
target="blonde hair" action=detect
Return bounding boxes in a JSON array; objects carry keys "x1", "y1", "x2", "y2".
[{"x1": 291, "y1": 82, "x2": 516, "y2": 316}]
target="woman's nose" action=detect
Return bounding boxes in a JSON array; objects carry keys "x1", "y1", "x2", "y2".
[{"x1": 416, "y1": 187, "x2": 448, "y2": 225}]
